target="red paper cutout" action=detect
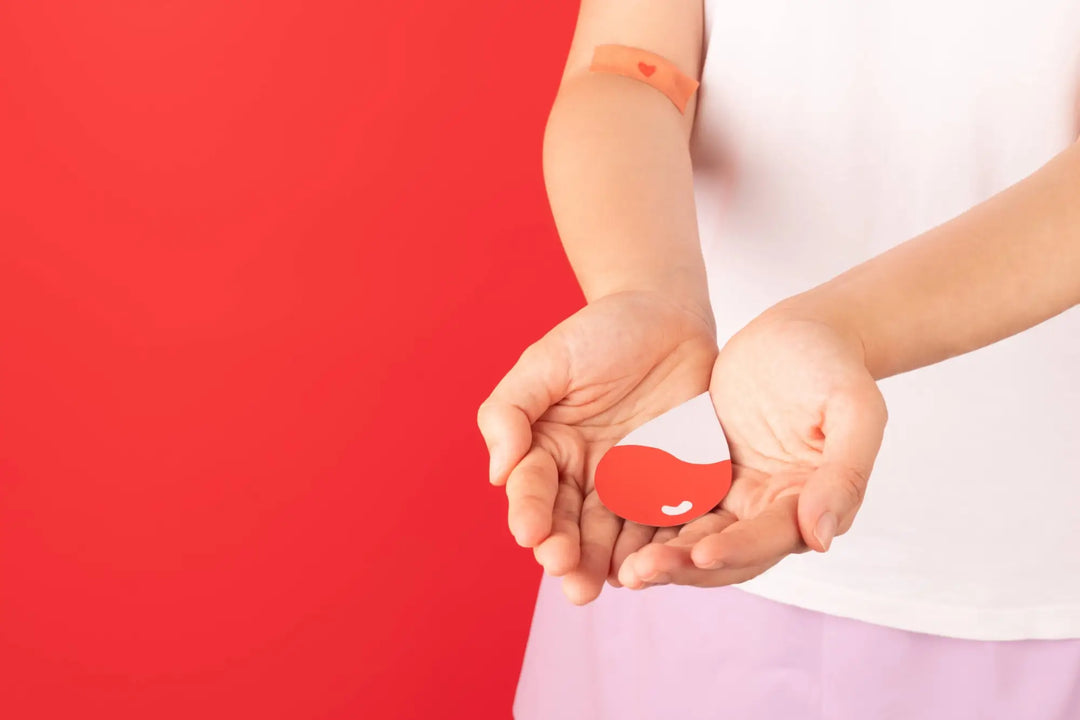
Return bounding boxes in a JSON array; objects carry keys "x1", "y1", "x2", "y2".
[
  {"x1": 594, "y1": 392, "x2": 733, "y2": 527},
  {"x1": 595, "y1": 446, "x2": 732, "y2": 527}
]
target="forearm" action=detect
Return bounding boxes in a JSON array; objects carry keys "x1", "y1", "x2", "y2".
[
  {"x1": 778, "y1": 139, "x2": 1080, "y2": 379},
  {"x1": 542, "y1": 70, "x2": 712, "y2": 330}
]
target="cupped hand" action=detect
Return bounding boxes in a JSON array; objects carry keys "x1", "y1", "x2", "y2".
[
  {"x1": 617, "y1": 309, "x2": 888, "y2": 589},
  {"x1": 477, "y1": 290, "x2": 717, "y2": 604}
]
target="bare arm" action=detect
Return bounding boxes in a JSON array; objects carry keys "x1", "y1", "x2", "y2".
[
  {"x1": 776, "y1": 138, "x2": 1080, "y2": 379},
  {"x1": 476, "y1": 2, "x2": 721, "y2": 603},
  {"x1": 542, "y1": 0, "x2": 712, "y2": 328}
]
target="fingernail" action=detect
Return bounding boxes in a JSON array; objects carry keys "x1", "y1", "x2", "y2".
[
  {"x1": 703, "y1": 559, "x2": 724, "y2": 570},
  {"x1": 814, "y1": 512, "x2": 837, "y2": 551},
  {"x1": 488, "y1": 451, "x2": 502, "y2": 484}
]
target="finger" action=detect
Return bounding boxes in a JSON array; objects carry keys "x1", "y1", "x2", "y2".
[
  {"x1": 689, "y1": 494, "x2": 803, "y2": 569},
  {"x1": 625, "y1": 539, "x2": 792, "y2": 588},
  {"x1": 562, "y1": 494, "x2": 621, "y2": 605},
  {"x1": 652, "y1": 526, "x2": 680, "y2": 544},
  {"x1": 659, "y1": 558, "x2": 787, "y2": 588},
  {"x1": 505, "y1": 445, "x2": 559, "y2": 547},
  {"x1": 796, "y1": 463, "x2": 868, "y2": 552},
  {"x1": 607, "y1": 525, "x2": 678, "y2": 587},
  {"x1": 616, "y1": 512, "x2": 734, "y2": 587},
  {"x1": 533, "y1": 476, "x2": 583, "y2": 576},
  {"x1": 607, "y1": 521, "x2": 656, "y2": 587},
  {"x1": 668, "y1": 510, "x2": 738, "y2": 546},
  {"x1": 799, "y1": 384, "x2": 887, "y2": 551},
  {"x1": 620, "y1": 542, "x2": 690, "y2": 588},
  {"x1": 632, "y1": 526, "x2": 681, "y2": 583},
  {"x1": 477, "y1": 339, "x2": 570, "y2": 486}
]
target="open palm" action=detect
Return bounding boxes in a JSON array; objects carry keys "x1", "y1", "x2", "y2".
[
  {"x1": 477, "y1": 290, "x2": 717, "y2": 603},
  {"x1": 617, "y1": 313, "x2": 888, "y2": 589}
]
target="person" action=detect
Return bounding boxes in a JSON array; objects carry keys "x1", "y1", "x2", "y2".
[{"x1": 477, "y1": 1, "x2": 1080, "y2": 717}]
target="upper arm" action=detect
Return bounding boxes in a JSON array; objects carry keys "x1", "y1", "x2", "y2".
[{"x1": 556, "y1": 0, "x2": 705, "y2": 124}]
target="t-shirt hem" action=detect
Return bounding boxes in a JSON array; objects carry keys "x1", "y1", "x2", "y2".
[{"x1": 735, "y1": 571, "x2": 1080, "y2": 641}]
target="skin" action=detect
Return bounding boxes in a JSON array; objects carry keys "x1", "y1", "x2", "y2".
[
  {"x1": 477, "y1": 290, "x2": 717, "y2": 603},
  {"x1": 618, "y1": 314, "x2": 886, "y2": 588},
  {"x1": 476, "y1": 0, "x2": 719, "y2": 603},
  {"x1": 479, "y1": 0, "x2": 1080, "y2": 599},
  {"x1": 620, "y1": 132, "x2": 1080, "y2": 587}
]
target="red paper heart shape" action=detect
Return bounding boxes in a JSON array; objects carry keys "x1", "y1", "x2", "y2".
[{"x1": 638, "y1": 62, "x2": 656, "y2": 77}]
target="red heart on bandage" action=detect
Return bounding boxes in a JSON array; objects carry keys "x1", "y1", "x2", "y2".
[{"x1": 638, "y1": 62, "x2": 656, "y2": 77}]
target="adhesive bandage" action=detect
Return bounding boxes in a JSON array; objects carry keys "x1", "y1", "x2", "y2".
[{"x1": 588, "y1": 44, "x2": 700, "y2": 114}]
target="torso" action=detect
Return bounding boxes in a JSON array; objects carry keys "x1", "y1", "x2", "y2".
[
  {"x1": 516, "y1": 3, "x2": 1080, "y2": 715},
  {"x1": 691, "y1": 0, "x2": 1080, "y2": 639}
]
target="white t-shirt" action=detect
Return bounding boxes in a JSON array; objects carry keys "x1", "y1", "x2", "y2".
[{"x1": 692, "y1": 0, "x2": 1080, "y2": 639}]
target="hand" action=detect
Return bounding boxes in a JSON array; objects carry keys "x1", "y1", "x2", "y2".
[
  {"x1": 616, "y1": 309, "x2": 887, "y2": 589},
  {"x1": 477, "y1": 290, "x2": 717, "y2": 604}
]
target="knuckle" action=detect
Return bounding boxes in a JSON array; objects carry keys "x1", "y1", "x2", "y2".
[
  {"x1": 475, "y1": 401, "x2": 497, "y2": 433},
  {"x1": 836, "y1": 468, "x2": 867, "y2": 508},
  {"x1": 518, "y1": 340, "x2": 545, "y2": 366}
]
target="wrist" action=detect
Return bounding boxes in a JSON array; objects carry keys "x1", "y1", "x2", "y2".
[
  {"x1": 759, "y1": 292, "x2": 871, "y2": 372},
  {"x1": 588, "y1": 281, "x2": 716, "y2": 338}
]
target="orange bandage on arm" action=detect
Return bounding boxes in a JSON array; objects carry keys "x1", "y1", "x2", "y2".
[{"x1": 588, "y1": 44, "x2": 700, "y2": 114}]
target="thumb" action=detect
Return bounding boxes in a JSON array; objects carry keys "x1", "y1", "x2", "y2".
[
  {"x1": 797, "y1": 382, "x2": 887, "y2": 552},
  {"x1": 477, "y1": 335, "x2": 570, "y2": 486}
]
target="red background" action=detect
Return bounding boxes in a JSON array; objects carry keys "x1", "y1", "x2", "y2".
[{"x1": 0, "y1": 2, "x2": 580, "y2": 717}]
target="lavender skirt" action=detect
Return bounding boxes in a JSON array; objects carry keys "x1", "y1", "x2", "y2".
[{"x1": 514, "y1": 574, "x2": 1080, "y2": 720}]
